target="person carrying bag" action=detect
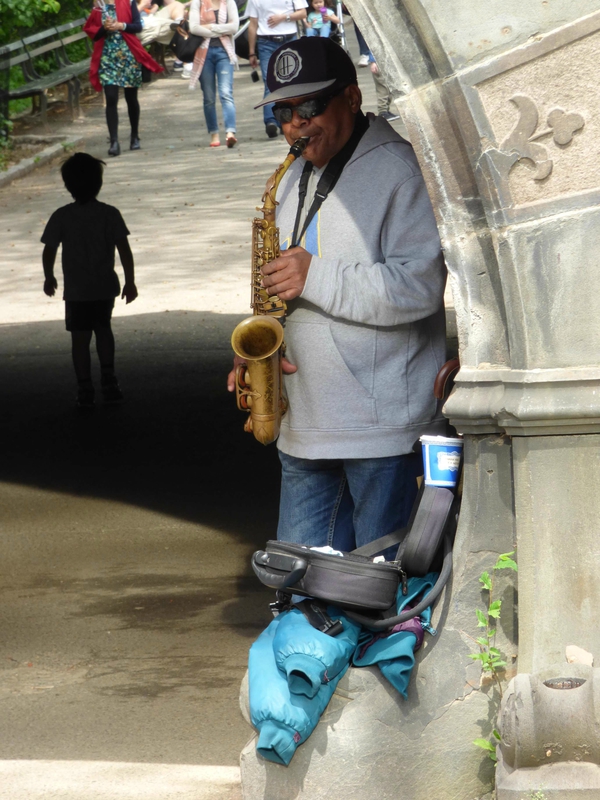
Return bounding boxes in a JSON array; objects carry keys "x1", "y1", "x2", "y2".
[
  {"x1": 185, "y1": 0, "x2": 239, "y2": 147},
  {"x1": 84, "y1": 0, "x2": 163, "y2": 156}
]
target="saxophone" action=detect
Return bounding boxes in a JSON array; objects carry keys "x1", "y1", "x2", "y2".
[{"x1": 231, "y1": 138, "x2": 308, "y2": 445}]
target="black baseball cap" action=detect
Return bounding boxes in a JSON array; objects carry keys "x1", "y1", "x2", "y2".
[{"x1": 255, "y1": 37, "x2": 357, "y2": 108}]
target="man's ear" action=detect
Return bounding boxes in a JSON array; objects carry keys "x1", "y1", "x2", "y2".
[{"x1": 346, "y1": 83, "x2": 362, "y2": 114}]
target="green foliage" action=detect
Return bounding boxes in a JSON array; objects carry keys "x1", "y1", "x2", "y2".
[
  {"x1": 0, "y1": 106, "x2": 13, "y2": 158},
  {"x1": 473, "y1": 730, "x2": 500, "y2": 763},
  {"x1": 1, "y1": 0, "x2": 90, "y2": 130},
  {"x1": 0, "y1": 0, "x2": 89, "y2": 44},
  {"x1": 0, "y1": 139, "x2": 11, "y2": 170},
  {"x1": 469, "y1": 552, "x2": 518, "y2": 762},
  {"x1": 0, "y1": 0, "x2": 59, "y2": 43},
  {"x1": 468, "y1": 552, "x2": 517, "y2": 681}
]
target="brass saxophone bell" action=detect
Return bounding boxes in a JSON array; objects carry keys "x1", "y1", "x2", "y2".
[{"x1": 231, "y1": 316, "x2": 286, "y2": 445}]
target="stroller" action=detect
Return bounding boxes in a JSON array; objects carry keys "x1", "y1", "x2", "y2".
[{"x1": 330, "y1": 1, "x2": 347, "y2": 49}]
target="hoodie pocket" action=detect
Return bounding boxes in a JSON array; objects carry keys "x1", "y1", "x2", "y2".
[{"x1": 285, "y1": 320, "x2": 377, "y2": 430}]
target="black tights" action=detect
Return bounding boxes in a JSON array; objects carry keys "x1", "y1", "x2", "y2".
[{"x1": 104, "y1": 85, "x2": 140, "y2": 141}]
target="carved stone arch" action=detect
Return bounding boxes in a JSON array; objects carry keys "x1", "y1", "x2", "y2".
[{"x1": 347, "y1": 0, "x2": 600, "y2": 434}]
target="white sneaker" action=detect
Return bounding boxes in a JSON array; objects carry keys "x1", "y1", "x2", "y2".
[
  {"x1": 357, "y1": 54, "x2": 369, "y2": 67},
  {"x1": 181, "y1": 65, "x2": 193, "y2": 79}
]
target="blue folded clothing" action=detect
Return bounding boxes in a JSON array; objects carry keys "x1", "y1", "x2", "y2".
[
  {"x1": 249, "y1": 615, "x2": 349, "y2": 765},
  {"x1": 273, "y1": 605, "x2": 361, "y2": 698},
  {"x1": 248, "y1": 573, "x2": 439, "y2": 763}
]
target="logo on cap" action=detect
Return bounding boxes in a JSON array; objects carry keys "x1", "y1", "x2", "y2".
[{"x1": 274, "y1": 49, "x2": 302, "y2": 84}]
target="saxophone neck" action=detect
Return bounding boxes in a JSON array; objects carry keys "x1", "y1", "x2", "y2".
[{"x1": 262, "y1": 138, "x2": 309, "y2": 216}]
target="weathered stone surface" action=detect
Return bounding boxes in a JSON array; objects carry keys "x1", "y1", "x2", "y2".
[
  {"x1": 496, "y1": 664, "x2": 600, "y2": 798},
  {"x1": 241, "y1": 666, "x2": 495, "y2": 800},
  {"x1": 345, "y1": 2, "x2": 600, "y2": 436},
  {"x1": 496, "y1": 759, "x2": 600, "y2": 800},
  {"x1": 412, "y1": 0, "x2": 600, "y2": 72},
  {"x1": 512, "y1": 434, "x2": 600, "y2": 674},
  {"x1": 566, "y1": 645, "x2": 594, "y2": 666}
]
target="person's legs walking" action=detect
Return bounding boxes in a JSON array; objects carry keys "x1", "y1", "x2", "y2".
[
  {"x1": 95, "y1": 324, "x2": 124, "y2": 403},
  {"x1": 353, "y1": 22, "x2": 369, "y2": 65},
  {"x1": 124, "y1": 87, "x2": 141, "y2": 149},
  {"x1": 71, "y1": 330, "x2": 93, "y2": 383},
  {"x1": 94, "y1": 325, "x2": 115, "y2": 374},
  {"x1": 256, "y1": 36, "x2": 290, "y2": 137},
  {"x1": 71, "y1": 329, "x2": 95, "y2": 406},
  {"x1": 200, "y1": 49, "x2": 220, "y2": 144},
  {"x1": 354, "y1": 22, "x2": 369, "y2": 54},
  {"x1": 104, "y1": 85, "x2": 121, "y2": 156},
  {"x1": 214, "y1": 48, "x2": 236, "y2": 143}
]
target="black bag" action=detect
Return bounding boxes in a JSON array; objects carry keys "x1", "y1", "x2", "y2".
[
  {"x1": 252, "y1": 484, "x2": 459, "y2": 630},
  {"x1": 141, "y1": 64, "x2": 153, "y2": 83},
  {"x1": 253, "y1": 542, "x2": 401, "y2": 612},
  {"x1": 170, "y1": 21, "x2": 203, "y2": 63}
]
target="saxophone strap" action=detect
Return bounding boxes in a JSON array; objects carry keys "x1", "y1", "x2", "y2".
[{"x1": 291, "y1": 111, "x2": 370, "y2": 248}]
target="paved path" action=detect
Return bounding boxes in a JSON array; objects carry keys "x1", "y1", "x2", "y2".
[
  {"x1": 1, "y1": 49, "x2": 381, "y2": 325},
  {"x1": 0, "y1": 47, "x2": 383, "y2": 800}
]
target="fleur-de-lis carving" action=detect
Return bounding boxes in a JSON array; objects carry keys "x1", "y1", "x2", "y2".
[
  {"x1": 493, "y1": 94, "x2": 585, "y2": 182},
  {"x1": 545, "y1": 108, "x2": 585, "y2": 145}
]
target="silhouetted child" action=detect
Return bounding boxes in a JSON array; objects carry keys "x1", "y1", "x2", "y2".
[{"x1": 41, "y1": 152, "x2": 138, "y2": 407}]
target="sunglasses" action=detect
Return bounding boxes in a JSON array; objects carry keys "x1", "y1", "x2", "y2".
[{"x1": 272, "y1": 88, "x2": 344, "y2": 125}]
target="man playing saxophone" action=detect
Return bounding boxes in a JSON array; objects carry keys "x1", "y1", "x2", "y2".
[{"x1": 228, "y1": 37, "x2": 446, "y2": 552}]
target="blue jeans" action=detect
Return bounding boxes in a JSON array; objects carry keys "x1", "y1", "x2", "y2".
[
  {"x1": 306, "y1": 24, "x2": 331, "y2": 38},
  {"x1": 354, "y1": 23, "x2": 369, "y2": 56},
  {"x1": 256, "y1": 34, "x2": 296, "y2": 127},
  {"x1": 277, "y1": 452, "x2": 423, "y2": 555},
  {"x1": 199, "y1": 46, "x2": 236, "y2": 134}
]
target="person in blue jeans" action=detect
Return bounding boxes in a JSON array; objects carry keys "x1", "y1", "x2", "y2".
[
  {"x1": 200, "y1": 46, "x2": 237, "y2": 146},
  {"x1": 228, "y1": 38, "x2": 447, "y2": 554},
  {"x1": 353, "y1": 20, "x2": 370, "y2": 66},
  {"x1": 247, "y1": 0, "x2": 308, "y2": 138},
  {"x1": 188, "y1": 0, "x2": 239, "y2": 147}
]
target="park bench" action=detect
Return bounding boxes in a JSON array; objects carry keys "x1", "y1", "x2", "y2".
[{"x1": 0, "y1": 18, "x2": 91, "y2": 128}]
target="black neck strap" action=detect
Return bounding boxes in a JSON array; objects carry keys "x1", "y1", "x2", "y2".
[{"x1": 291, "y1": 111, "x2": 369, "y2": 248}]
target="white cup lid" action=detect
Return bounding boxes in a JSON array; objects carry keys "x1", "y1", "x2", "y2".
[{"x1": 420, "y1": 435, "x2": 463, "y2": 445}]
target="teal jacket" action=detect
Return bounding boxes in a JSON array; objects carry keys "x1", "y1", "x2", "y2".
[{"x1": 248, "y1": 575, "x2": 437, "y2": 765}]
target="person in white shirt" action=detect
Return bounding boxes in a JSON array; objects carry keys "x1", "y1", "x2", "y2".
[{"x1": 246, "y1": 0, "x2": 308, "y2": 138}]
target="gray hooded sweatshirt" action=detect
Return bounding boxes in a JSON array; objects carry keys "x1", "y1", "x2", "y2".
[{"x1": 275, "y1": 114, "x2": 447, "y2": 460}]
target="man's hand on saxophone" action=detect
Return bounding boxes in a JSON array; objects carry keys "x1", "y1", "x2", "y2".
[
  {"x1": 227, "y1": 245, "x2": 308, "y2": 393},
  {"x1": 260, "y1": 246, "x2": 312, "y2": 301},
  {"x1": 226, "y1": 354, "x2": 297, "y2": 394}
]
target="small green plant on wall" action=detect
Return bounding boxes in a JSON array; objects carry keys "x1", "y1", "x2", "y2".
[{"x1": 469, "y1": 551, "x2": 518, "y2": 761}]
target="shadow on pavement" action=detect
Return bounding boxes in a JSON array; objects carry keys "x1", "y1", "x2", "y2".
[{"x1": 1, "y1": 309, "x2": 281, "y2": 543}]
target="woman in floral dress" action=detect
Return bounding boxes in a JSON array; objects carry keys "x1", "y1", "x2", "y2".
[{"x1": 85, "y1": 0, "x2": 162, "y2": 156}]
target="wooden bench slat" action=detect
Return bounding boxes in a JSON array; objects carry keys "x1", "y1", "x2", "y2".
[{"x1": 1, "y1": 22, "x2": 91, "y2": 125}]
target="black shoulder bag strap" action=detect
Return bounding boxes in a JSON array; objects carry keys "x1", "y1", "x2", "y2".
[{"x1": 290, "y1": 111, "x2": 370, "y2": 248}]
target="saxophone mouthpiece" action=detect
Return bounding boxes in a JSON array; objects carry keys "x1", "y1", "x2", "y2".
[{"x1": 290, "y1": 138, "x2": 309, "y2": 158}]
